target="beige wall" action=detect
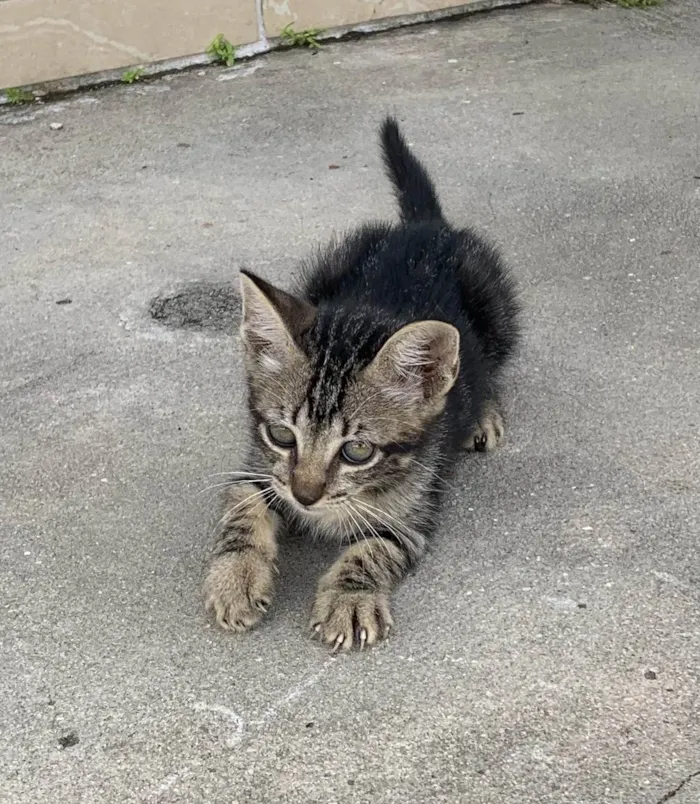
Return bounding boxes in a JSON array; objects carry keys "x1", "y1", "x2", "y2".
[
  {"x1": 0, "y1": 0, "x2": 259, "y2": 88},
  {"x1": 1, "y1": 0, "x2": 485, "y2": 90},
  {"x1": 263, "y1": 0, "x2": 475, "y2": 37}
]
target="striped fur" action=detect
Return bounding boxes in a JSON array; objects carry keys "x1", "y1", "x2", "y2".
[{"x1": 204, "y1": 116, "x2": 520, "y2": 650}]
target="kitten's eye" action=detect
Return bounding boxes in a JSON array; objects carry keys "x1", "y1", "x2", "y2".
[
  {"x1": 341, "y1": 439, "x2": 375, "y2": 464},
  {"x1": 267, "y1": 424, "x2": 296, "y2": 448}
]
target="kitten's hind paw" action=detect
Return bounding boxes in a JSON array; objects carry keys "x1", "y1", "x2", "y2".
[
  {"x1": 464, "y1": 405, "x2": 504, "y2": 453},
  {"x1": 204, "y1": 551, "x2": 276, "y2": 632},
  {"x1": 310, "y1": 588, "x2": 394, "y2": 651}
]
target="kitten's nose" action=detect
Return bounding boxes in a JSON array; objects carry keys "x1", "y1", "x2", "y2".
[{"x1": 291, "y1": 474, "x2": 325, "y2": 507}]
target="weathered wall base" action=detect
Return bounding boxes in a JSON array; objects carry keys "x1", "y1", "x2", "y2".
[{"x1": 0, "y1": 0, "x2": 537, "y2": 96}]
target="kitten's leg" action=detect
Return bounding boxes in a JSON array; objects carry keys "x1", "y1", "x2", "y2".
[
  {"x1": 311, "y1": 537, "x2": 414, "y2": 651},
  {"x1": 463, "y1": 401, "x2": 504, "y2": 453},
  {"x1": 204, "y1": 482, "x2": 280, "y2": 632}
]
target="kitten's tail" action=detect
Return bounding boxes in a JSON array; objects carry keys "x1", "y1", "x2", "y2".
[{"x1": 380, "y1": 116, "x2": 444, "y2": 223}]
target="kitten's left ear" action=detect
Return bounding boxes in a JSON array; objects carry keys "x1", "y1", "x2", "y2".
[
  {"x1": 239, "y1": 270, "x2": 316, "y2": 368},
  {"x1": 363, "y1": 320, "x2": 460, "y2": 405}
]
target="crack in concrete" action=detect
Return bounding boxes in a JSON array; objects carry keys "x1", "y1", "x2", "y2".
[{"x1": 656, "y1": 769, "x2": 700, "y2": 804}]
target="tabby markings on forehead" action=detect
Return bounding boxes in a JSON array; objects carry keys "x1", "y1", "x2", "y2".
[
  {"x1": 307, "y1": 320, "x2": 377, "y2": 423},
  {"x1": 290, "y1": 403, "x2": 347, "y2": 461},
  {"x1": 307, "y1": 316, "x2": 340, "y2": 421}
]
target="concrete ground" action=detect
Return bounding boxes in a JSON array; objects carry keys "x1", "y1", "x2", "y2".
[{"x1": 1, "y1": 1, "x2": 699, "y2": 802}]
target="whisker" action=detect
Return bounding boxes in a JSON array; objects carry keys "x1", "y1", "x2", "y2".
[
  {"x1": 355, "y1": 498, "x2": 413, "y2": 530},
  {"x1": 248, "y1": 491, "x2": 275, "y2": 523},
  {"x1": 346, "y1": 502, "x2": 392, "y2": 562},
  {"x1": 348, "y1": 508, "x2": 380, "y2": 563},
  {"x1": 211, "y1": 487, "x2": 273, "y2": 538},
  {"x1": 340, "y1": 503, "x2": 363, "y2": 552},
  {"x1": 383, "y1": 446, "x2": 454, "y2": 491},
  {"x1": 354, "y1": 506, "x2": 403, "y2": 546},
  {"x1": 338, "y1": 504, "x2": 353, "y2": 545},
  {"x1": 342, "y1": 502, "x2": 364, "y2": 544},
  {"x1": 206, "y1": 471, "x2": 274, "y2": 479},
  {"x1": 340, "y1": 502, "x2": 366, "y2": 550},
  {"x1": 354, "y1": 500, "x2": 413, "y2": 553},
  {"x1": 198, "y1": 478, "x2": 272, "y2": 496}
]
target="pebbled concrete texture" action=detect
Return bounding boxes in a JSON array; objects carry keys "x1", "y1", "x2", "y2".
[{"x1": 1, "y1": 2, "x2": 699, "y2": 802}]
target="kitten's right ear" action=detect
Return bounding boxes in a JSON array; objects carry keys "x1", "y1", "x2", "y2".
[
  {"x1": 363, "y1": 319, "x2": 460, "y2": 407},
  {"x1": 239, "y1": 271, "x2": 315, "y2": 370}
]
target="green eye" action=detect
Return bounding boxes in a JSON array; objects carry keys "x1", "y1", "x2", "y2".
[
  {"x1": 341, "y1": 439, "x2": 375, "y2": 465},
  {"x1": 267, "y1": 424, "x2": 296, "y2": 448}
]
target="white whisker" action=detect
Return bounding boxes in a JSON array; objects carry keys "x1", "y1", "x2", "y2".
[
  {"x1": 346, "y1": 502, "x2": 392, "y2": 561},
  {"x1": 355, "y1": 497, "x2": 411, "y2": 528},
  {"x1": 354, "y1": 500, "x2": 413, "y2": 553},
  {"x1": 212, "y1": 487, "x2": 273, "y2": 538},
  {"x1": 198, "y1": 478, "x2": 272, "y2": 496},
  {"x1": 207, "y1": 471, "x2": 275, "y2": 479},
  {"x1": 384, "y1": 446, "x2": 453, "y2": 490},
  {"x1": 343, "y1": 503, "x2": 364, "y2": 546}
]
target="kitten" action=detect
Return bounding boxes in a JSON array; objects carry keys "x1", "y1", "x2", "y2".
[{"x1": 204, "y1": 117, "x2": 520, "y2": 650}]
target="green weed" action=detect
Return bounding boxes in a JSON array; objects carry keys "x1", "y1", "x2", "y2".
[
  {"x1": 280, "y1": 24, "x2": 322, "y2": 50},
  {"x1": 5, "y1": 87, "x2": 35, "y2": 104},
  {"x1": 207, "y1": 34, "x2": 236, "y2": 67},
  {"x1": 121, "y1": 66, "x2": 145, "y2": 84}
]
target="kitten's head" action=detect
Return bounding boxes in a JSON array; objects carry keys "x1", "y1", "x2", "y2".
[{"x1": 239, "y1": 271, "x2": 460, "y2": 528}]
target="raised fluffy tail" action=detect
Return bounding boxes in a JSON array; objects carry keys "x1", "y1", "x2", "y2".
[{"x1": 379, "y1": 116, "x2": 443, "y2": 223}]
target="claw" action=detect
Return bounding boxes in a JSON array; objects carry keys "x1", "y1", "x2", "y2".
[
  {"x1": 332, "y1": 633, "x2": 345, "y2": 652},
  {"x1": 359, "y1": 628, "x2": 367, "y2": 650}
]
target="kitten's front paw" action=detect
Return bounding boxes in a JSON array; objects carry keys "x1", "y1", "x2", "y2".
[
  {"x1": 465, "y1": 406, "x2": 504, "y2": 452},
  {"x1": 204, "y1": 551, "x2": 276, "y2": 632},
  {"x1": 311, "y1": 587, "x2": 394, "y2": 651}
]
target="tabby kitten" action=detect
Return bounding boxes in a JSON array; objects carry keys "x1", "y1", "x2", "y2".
[{"x1": 204, "y1": 117, "x2": 519, "y2": 650}]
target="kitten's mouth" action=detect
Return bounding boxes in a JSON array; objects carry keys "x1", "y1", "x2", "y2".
[
  {"x1": 270, "y1": 479, "x2": 322, "y2": 513},
  {"x1": 290, "y1": 499, "x2": 337, "y2": 516},
  {"x1": 270, "y1": 479, "x2": 344, "y2": 516}
]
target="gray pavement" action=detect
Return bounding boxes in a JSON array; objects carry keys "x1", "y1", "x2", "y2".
[{"x1": 1, "y1": 2, "x2": 700, "y2": 802}]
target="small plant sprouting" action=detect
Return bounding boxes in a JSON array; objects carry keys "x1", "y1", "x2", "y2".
[
  {"x1": 5, "y1": 87, "x2": 35, "y2": 104},
  {"x1": 207, "y1": 34, "x2": 236, "y2": 67},
  {"x1": 121, "y1": 66, "x2": 145, "y2": 84},
  {"x1": 280, "y1": 24, "x2": 323, "y2": 50}
]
